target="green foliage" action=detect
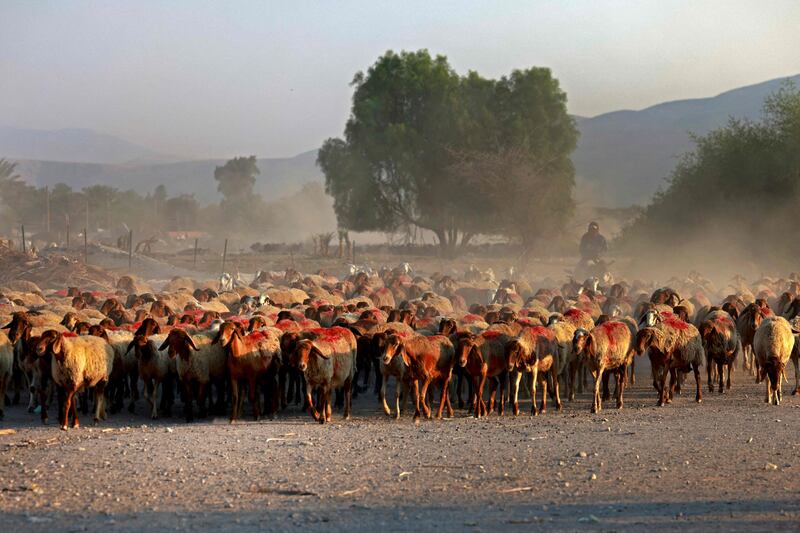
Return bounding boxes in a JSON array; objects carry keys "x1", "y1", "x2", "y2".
[
  {"x1": 318, "y1": 50, "x2": 577, "y2": 256},
  {"x1": 620, "y1": 83, "x2": 800, "y2": 265}
]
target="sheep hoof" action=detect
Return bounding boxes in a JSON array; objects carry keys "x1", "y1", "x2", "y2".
[{"x1": 60, "y1": 425, "x2": 68, "y2": 431}]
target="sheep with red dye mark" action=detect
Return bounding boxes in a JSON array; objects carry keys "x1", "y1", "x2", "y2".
[
  {"x1": 572, "y1": 321, "x2": 634, "y2": 413},
  {"x1": 212, "y1": 322, "x2": 281, "y2": 422},
  {"x1": 699, "y1": 310, "x2": 742, "y2": 394},
  {"x1": 379, "y1": 333, "x2": 455, "y2": 420},
  {"x1": 753, "y1": 316, "x2": 796, "y2": 405},
  {"x1": 35, "y1": 330, "x2": 115, "y2": 430},
  {"x1": 286, "y1": 326, "x2": 356, "y2": 424},
  {"x1": 505, "y1": 326, "x2": 560, "y2": 416},
  {"x1": 456, "y1": 328, "x2": 513, "y2": 418},
  {"x1": 636, "y1": 312, "x2": 704, "y2": 407}
]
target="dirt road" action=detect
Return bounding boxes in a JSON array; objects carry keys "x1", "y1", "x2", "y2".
[{"x1": 1, "y1": 361, "x2": 799, "y2": 531}]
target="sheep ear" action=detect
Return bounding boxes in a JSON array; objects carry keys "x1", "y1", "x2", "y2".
[
  {"x1": 52, "y1": 335, "x2": 63, "y2": 357},
  {"x1": 126, "y1": 339, "x2": 137, "y2": 355},
  {"x1": 158, "y1": 338, "x2": 170, "y2": 351},
  {"x1": 186, "y1": 335, "x2": 199, "y2": 351},
  {"x1": 1, "y1": 321, "x2": 11, "y2": 329},
  {"x1": 311, "y1": 345, "x2": 330, "y2": 359}
]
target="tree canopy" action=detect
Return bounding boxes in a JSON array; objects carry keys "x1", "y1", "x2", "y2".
[
  {"x1": 620, "y1": 83, "x2": 800, "y2": 267},
  {"x1": 318, "y1": 50, "x2": 577, "y2": 256}
]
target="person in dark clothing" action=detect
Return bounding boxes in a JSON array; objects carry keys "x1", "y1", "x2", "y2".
[{"x1": 579, "y1": 222, "x2": 607, "y2": 262}]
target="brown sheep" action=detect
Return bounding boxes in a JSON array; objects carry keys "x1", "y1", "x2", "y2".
[
  {"x1": 379, "y1": 333, "x2": 455, "y2": 420},
  {"x1": 572, "y1": 321, "x2": 634, "y2": 413},
  {"x1": 287, "y1": 327, "x2": 357, "y2": 424},
  {"x1": 699, "y1": 311, "x2": 742, "y2": 393},
  {"x1": 636, "y1": 311, "x2": 704, "y2": 406},
  {"x1": 505, "y1": 326, "x2": 560, "y2": 416},
  {"x1": 212, "y1": 322, "x2": 281, "y2": 422},
  {"x1": 456, "y1": 329, "x2": 512, "y2": 418}
]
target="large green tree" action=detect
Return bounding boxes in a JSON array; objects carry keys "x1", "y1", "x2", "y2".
[{"x1": 318, "y1": 50, "x2": 577, "y2": 256}]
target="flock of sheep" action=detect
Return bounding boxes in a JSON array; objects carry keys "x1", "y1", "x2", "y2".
[{"x1": 0, "y1": 266, "x2": 798, "y2": 430}]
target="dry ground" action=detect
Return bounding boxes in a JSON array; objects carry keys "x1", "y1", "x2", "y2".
[{"x1": 1, "y1": 358, "x2": 799, "y2": 532}]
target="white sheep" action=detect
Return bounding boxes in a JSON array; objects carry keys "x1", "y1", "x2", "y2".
[{"x1": 36, "y1": 331, "x2": 115, "y2": 430}]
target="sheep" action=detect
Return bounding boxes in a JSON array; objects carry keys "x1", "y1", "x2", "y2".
[
  {"x1": 88, "y1": 326, "x2": 138, "y2": 414},
  {"x1": 158, "y1": 328, "x2": 227, "y2": 422},
  {"x1": 212, "y1": 322, "x2": 281, "y2": 422},
  {"x1": 126, "y1": 333, "x2": 176, "y2": 419},
  {"x1": 379, "y1": 333, "x2": 455, "y2": 420},
  {"x1": 505, "y1": 326, "x2": 560, "y2": 416},
  {"x1": 753, "y1": 316, "x2": 796, "y2": 405},
  {"x1": 35, "y1": 330, "x2": 115, "y2": 430},
  {"x1": 736, "y1": 301, "x2": 772, "y2": 378},
  {"x1": 699, "y1": 310, "x2": 742, "y2": 393},
  {"x1": 286, "y1": 327, "x2": 357, "y2": 424},
  {"x1": 456, "y1": 329, "x2": 513, "y2": 418},
  {"x1": 572, "y1": 321, "x2": 633, "y2": 413},
  {"x1": 0, "y1": 330, "x2": 12, "y2": 419},
  {"x1": 635, "y1": 312, "x2": 704, "y2": 407}
]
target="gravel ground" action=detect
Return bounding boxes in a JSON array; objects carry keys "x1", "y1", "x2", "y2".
[{"x1": 1, "y1": 359, "x2": 799, "y2": 532}]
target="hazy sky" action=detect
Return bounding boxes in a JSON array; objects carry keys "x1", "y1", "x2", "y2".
[{"x1": 2, "y1": 0, "x2": 799, "y2": 159}]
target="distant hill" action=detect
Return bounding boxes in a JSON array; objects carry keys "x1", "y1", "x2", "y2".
[
  {"x1": 0, "y1": 127, "x2": 176, "y2": 164},
  {"x1": 11, "y1": 150, "x2": 322, "y2": 204},
  {"x1": 573, "y1": 74, "x2": 800, "y2": 206},
  {"x1": 4, "y1": 74, "x2": 799, "y2": 207}
]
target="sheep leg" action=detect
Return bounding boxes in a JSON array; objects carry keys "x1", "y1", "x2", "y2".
[
  {"x1": 471, "y1": 375, "x2": 482, "y2": 418},
  {"x1": 475, "y1": 372, "x2": 488, "y2": 418},
  {"x1": 419, "y1": 379, "x2": 432, "y2": 418},
  {"x1": 93, "y1": 381, "x2": 107, "y2": 423},
  {"x1": 438, "y1": 375, "x2": 451, "y2": 419},
  {"x1": 324, "y1": 388, "x2": 333, "y2": 422},
  {"x1": 394, "y1": 380, "x2": 403, "y2": 420},
  {"x1": 151, "y1": 379, "x2": 160, "y2": 419},
  {"x1": 411, "y1": 379, "x2": 422, "y2": 420},
  {"x1": 380, "y1": 370, "x2": 391, "y2": 416},
  {"x1": 455, "y1": 369, "x2": 465, "y2": 408},
  {"x1": 183, "y1": 381, "x2": 194, "y2": 422},
  {"x1": 539, "y1": 374, "x2": 549, "y2": 414},
  {"x1": 510, "y1": 371, "x2": 522, "y2": 416},
  {"x1": 343, "y1": 377, "x2": 353, "y2": 420},
  {"x1": 629, "y1": 357, "x2": 636, "y2": 385},
  {"x1": 615, "y1": 367, "x2": 625, "y2": 409},
  {"x1": 305, "y1": 388, "x2": 320, "y2": 421},
  {"x1": 794, "y1": 357, "x2": 800, "y2": 395},
  {"x1": 61, "y1": 388, "x2": 76, "y2": 430},
  {"x1": 717, "y1": 362, "x2": 725, "y2": 394},
  {"x1": 39, "y1": 375, "x2": 49, "y2": 425},
  {"x1": 667, "y1": 369, "x2": 676, "y2": 403},
  {"x1": 591, "y1": 369, "x2": 602, "y2": 413},
  {"x1": 601, "y1": 370, "x2": 611, "y2": 402},
  {"x1": 567, "y1": 360, "x2": 577, "y2": 402},
  {"x1": 487, "y1": 378, "x2": 497, "y2": 415},
  {"x1": 692, "y1": 364, "x2": 702, "y2": 403},
  {"x1": 529, "y1": 368, "x2": 538, "y2": 416},
  {"x1": 278, "y1": 367, "x2": 288, "y2": 410},
  {"x1": 497, "y1": 374, "x2": 506, "y2": 416},
  {"x1": 249, "y1": 377, "x2": 260, "y2": 421},
  {"x1": 229, "y1": 379, "x2": 240, "y2": 423},
  {"x1": 657, "y1": 368, "x2": 669, "y2": 407},
  {"x1": 552, "y1": 368, "x2": 562, "y2": 411}
]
